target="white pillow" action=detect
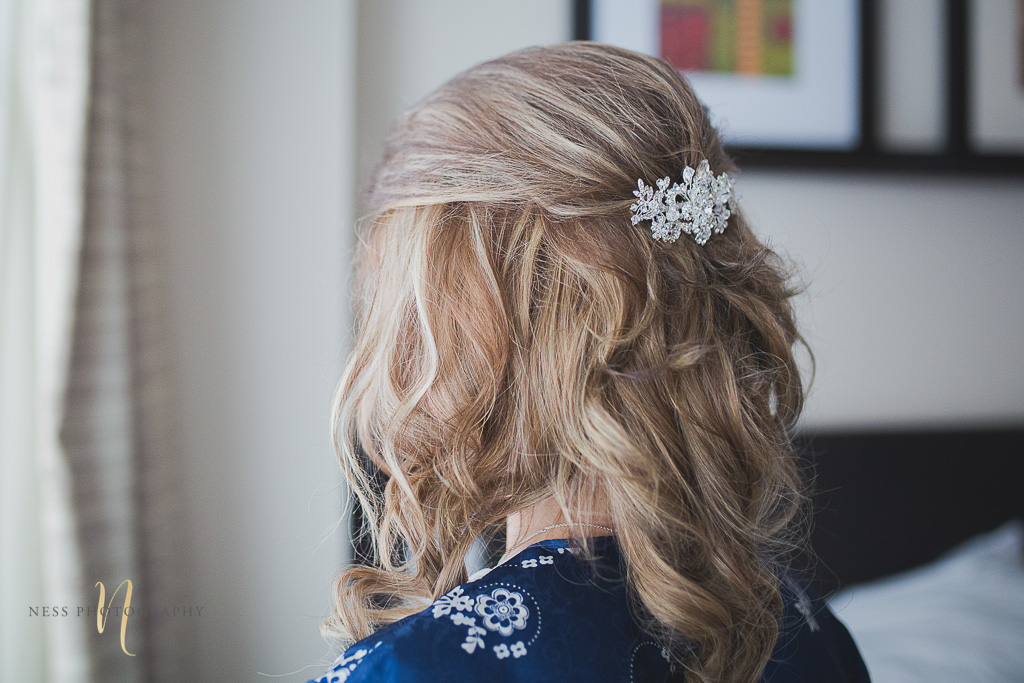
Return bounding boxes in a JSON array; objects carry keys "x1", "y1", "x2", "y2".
[{"x1": 827, "y1": 520, "x2": 1024, "y2": 683}]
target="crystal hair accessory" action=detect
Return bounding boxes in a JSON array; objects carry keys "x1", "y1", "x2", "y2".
[{"x1": 629, "y1": 160, "x2": 736, "y2": 246}]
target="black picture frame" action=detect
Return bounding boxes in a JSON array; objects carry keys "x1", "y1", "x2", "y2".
[{"x1": 573, "y1": 0, "x2": 1024, "y2": 175}]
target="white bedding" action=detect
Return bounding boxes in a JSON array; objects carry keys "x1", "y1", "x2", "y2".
[{"x1": 827, "y1": 520, "x2": 1024, "y2": 683}]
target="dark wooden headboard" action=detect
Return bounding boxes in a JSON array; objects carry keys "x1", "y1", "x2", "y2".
[{"x1": 797, "y1": 428, "x2": 1024, "y2": 594}]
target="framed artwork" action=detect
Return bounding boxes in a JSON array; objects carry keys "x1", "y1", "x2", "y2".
[
  {"x1": 586, "y1": 0, "x2": 861, "y2": 150},
  {"x1": 574, "y1": 0, "x2": 1024, "y2": 174}
]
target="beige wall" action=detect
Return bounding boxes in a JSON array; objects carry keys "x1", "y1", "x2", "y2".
[
  {"x1": 143, "y1": 1, "x2": 354, "y2": 679},
  {"x1": 739, "y1": 170, "x2": 1024, "y2": 429},
  {"x1": 141, "y1": 0, "x2": 1022, "y2": 678}
]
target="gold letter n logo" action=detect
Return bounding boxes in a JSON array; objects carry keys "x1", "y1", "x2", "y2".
[{"x1": 95, "y1": 580, "x2": 135, "y2": 656}]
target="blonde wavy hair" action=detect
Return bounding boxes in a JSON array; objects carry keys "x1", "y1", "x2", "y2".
[{"x1": 325, "y1": 41, "x2": 810, "y2": 683}]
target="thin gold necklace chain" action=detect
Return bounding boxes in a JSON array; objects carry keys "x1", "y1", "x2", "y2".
[{"x1": 499, "y1": 522, "x2": 616, "y2": 563}]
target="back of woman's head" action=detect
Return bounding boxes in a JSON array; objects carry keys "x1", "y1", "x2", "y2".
[{"x1": 329, "y1": 41, "x2": 808, "y2": 683}]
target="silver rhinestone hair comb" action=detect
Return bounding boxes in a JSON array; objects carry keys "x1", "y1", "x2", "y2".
[{"x1": 629, "y1": 160, "x2": 736, "y2": 245}]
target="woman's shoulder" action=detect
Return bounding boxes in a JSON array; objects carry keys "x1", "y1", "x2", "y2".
[
  {"x1": 762, "y1": 574, "x2": 872, "y2": 683},
  {"x1": 306, "y1": 536, "x2": 678, "y2": 683}
]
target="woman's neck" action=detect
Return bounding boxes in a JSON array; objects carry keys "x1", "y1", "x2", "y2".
[{"x1": 502, "y1": 495, "x2": 615, "y2": 562}]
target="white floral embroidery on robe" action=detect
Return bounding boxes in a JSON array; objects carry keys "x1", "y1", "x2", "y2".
[
  {"x1": 431, "y1": 585, "x2": 474, "y2": 618},
  {"x1": 430, "y1": 584, "x2": 535, "y2": 658},
  {"x1": 475, "y1": 588, "x2": 529, "y2": 636},
  {"x1": 315, "y1": 641, "x2": 382, "y2": 683}
]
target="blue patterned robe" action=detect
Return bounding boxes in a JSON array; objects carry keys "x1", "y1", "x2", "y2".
[{"x1": 308, "y1": 535, "x2": 870, "y2": 682}]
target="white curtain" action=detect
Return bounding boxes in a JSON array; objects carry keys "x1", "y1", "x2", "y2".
[
  {"x1": 0, "y1": 0, "x2": 193, "y2": 679},
  {"x1": 1, "y1": 0, "x2": 91, "y2": 680}
]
